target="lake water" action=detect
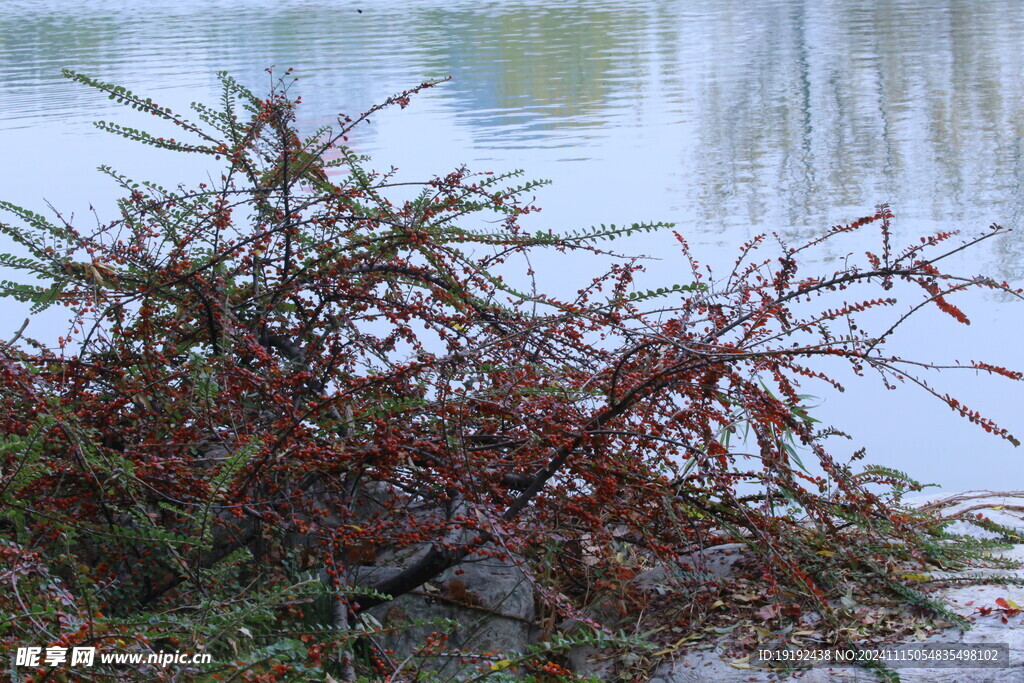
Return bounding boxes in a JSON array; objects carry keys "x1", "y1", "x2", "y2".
[{"x1": 2, "y1": 0, "x2": 1023, "y2": 490}]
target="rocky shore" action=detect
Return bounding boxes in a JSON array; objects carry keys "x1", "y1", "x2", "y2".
[{"x1": 648, "y1": 491, "x2": 1024, "y2": 682}]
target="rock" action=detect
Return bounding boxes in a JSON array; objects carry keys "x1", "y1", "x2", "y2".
[
  {"x1": 286, "y1": 479, "x2": 537, "y2": 677},
  {"x1": 634, "y1": 543, "x2": 749, "y2": 592},
  {"x1": 355, "y1": 554, "x2": 535, "y2": 678},
  {"x1": 905, "y1": 489, "x2": 1024, "y2": 540},
  {"x1": 564, "y1": 643, "x2": 618, "y2": 680},
  {"x1": 558, "y1": 544, "x2": 753, "y2": 678}
]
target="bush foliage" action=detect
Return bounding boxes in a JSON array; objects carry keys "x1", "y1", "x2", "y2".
[{"x1": 1, "y1": 69, "x2": 1021, "y2": 681}]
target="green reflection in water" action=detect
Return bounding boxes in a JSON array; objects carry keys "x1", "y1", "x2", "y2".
[{"x1": 2, "y1": 0, "x2": 1024, "y2": 275}]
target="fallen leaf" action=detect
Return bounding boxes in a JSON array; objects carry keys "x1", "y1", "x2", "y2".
[
  {"x1": 727, "y1": 656, "x2": 752, "y2": 669},
  {"x1": 756, "y1": 604, "x2": 782, "y2": 620},
  {"x1": 781, "y1": 603, "x2": 803, "y2": 617},
  {"x1": 653, "y1": 633, "x2": 705, "y2": 655}
]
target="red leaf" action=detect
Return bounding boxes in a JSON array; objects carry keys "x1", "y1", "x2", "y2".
[{"x1": 780, "y1": 603, "x2": 803, "y2": 617}]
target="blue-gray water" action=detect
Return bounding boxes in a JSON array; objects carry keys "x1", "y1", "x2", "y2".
[{"x1": 2, "y1": 0, "x2": 1022, "y2": 490}]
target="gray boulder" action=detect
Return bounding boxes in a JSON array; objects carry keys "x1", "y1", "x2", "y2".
[{"x1": 355, "y1": 554, "x2": 535, "y2": 678}]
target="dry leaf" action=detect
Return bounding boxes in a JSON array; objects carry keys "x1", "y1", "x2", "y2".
[{"x1": 727, "y1": 656, "x2": 752, "y2": 669}]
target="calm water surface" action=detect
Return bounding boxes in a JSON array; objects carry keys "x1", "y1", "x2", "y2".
[{"x1": 2, "y1": 0, "x2": 1023, "y2": 489}]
